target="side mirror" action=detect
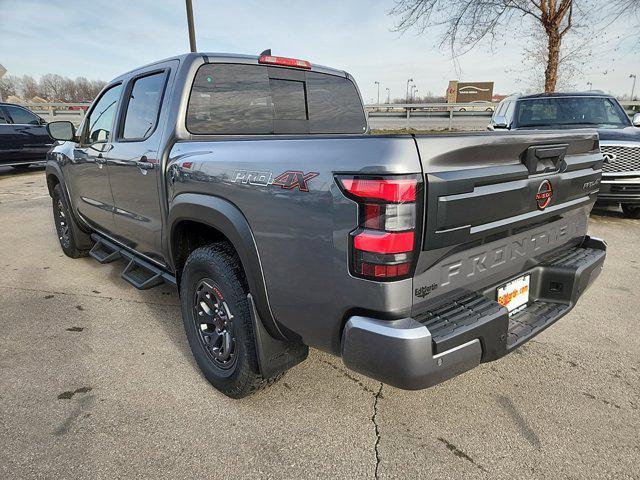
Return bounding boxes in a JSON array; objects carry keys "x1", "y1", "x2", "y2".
[
  {"x1": 632, "y1": 112, "x2": 640, "y2": 127},
  {"x1": 491, "y1": 115, "x2": 509, "y2": 129},
  {"x1": 47, "y1": 121, "x2": 76, "y2": 142}
]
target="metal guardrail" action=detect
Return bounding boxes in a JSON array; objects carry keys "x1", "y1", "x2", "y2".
[{"x1": 364, "y1": 103, "x2": 497, "y2": 130}]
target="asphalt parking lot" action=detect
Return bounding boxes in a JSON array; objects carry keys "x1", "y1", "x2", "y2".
[{"x1": 0, "y1": 167, "x2": 638, "y2": 480}]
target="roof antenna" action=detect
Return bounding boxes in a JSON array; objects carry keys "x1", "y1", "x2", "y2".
[{"x1": 260, "y1": 49, "x2": 272, "y2": 56}]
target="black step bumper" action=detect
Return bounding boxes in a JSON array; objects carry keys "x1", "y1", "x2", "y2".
[{"x1": 340, "y1": 237, "x2": 606, "y2": 390}]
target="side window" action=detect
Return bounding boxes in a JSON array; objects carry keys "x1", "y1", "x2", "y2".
[
  {"x1": 0, "y1": 108, "x2": 8, "y2": 124},
  {"x1": 122, "y1": 72, "x2": 167, "y2": 140},
  {"x1": 5, "y1": 105, "x2": 40, "y2": 125},
  {"x1": 504, "y1": 101, "x2": 515, "y2": 122},
  {"x1": 604, "y1": 99, "x2": 628, "y2": 124},
  {"x1": 84, "y1": 84, "x2": 123, "y2": 144}
]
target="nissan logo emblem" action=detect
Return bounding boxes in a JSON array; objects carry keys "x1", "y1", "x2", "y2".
[
  {"x1": 602, "y1": 152, "x2": 616, "y2": 163},
  {"x1": 536, "y1": 180, "x2": 553, "y2": 210}
]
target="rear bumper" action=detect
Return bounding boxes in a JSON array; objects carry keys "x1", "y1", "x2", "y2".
[
  {"x1": 597, "y1": 177, "x2": 640, "y2": 204},
  {"x1": 341, "y1": 237, "x2": 606, "y2": 390}
]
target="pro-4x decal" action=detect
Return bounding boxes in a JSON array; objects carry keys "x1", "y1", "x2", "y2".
[
  {"x1": 272, "y1": 171, "x2": 319, "y2": 192},
  {"x1": 232, "y1": 169, "x2": 319, "y2": 192}
]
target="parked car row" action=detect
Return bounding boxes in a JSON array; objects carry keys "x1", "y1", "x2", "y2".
[{"x1": 488, "y1": 92, "x2": 640, "y2": 218}]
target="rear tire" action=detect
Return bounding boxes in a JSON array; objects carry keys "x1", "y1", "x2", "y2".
[
  {"x1": 180, "y1": 243, "x2": 283, "y2": 398},
  {"x1": 52, "y1": 184, "x2": 90, "y2": 258},
  {"x1": 622, "y1": 204, "x2": 640, "y2": 219}
]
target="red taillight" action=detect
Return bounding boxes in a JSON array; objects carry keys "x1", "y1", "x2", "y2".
[
  {"x1": 339, "y1": 178, "x2": 416, "y2": 202},
  {"x1": 353, "y1": 231, "x2": 415, "y2": 254},
  {"x1": 258, "y1": 55, "x2": 311, "y2": 69},
  {"x1": 336, "y1": 175, "x2": 421, "y2": 280}
]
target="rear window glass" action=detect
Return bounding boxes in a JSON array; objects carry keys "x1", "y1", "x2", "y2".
[
  {"x1": 186, "y1": 64, "x2": 366, "y2": 135},
  {"x1": 269, "y1": 78, "x2": 307, "y2": 120}
]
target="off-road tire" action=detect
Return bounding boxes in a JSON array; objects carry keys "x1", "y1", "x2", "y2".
[
  {"x1": 52, "y1": 184, "x2": 90, "y2": 258},
  {"x1": 622, "y1": 204, "x2": 640, "y2": 219},
  {"x1": 180, "y1": 243, "x2": 283, "y2": 398}
]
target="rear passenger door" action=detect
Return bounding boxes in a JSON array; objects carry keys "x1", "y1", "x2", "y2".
[{"x1": 106, "y1": 62, "x2": 175, "y2": 262}]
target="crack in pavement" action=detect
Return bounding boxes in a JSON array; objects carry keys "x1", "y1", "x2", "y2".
[
  {"x1": 318, "y1": 358, "x2": 384, "y2": 478},
  {"x1": 319, "y1": 358, "x2": 378, "y2": 394},
  {"x1": 372, "y1": 383, "x2": 383, "y2": 479},
  {"x1": 0, "y1": 284, "x2": 178, "y2": 307}
]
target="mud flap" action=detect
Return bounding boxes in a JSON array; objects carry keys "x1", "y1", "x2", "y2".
[{"x1": 247, "y1": 294, "x2": 309, "y2": 379}]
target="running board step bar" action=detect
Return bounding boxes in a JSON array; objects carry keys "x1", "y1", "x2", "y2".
[
  {"x1": 90, "y1": 234, "x2": 176, "y2": 290},
  {"x1": 89, "y1": 239, "x2": 121, "y2": 264}
]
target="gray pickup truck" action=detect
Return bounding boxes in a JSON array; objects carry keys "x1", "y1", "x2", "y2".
[{"x1": 45, "y1": 52, "x2": 606, "y2": 398}]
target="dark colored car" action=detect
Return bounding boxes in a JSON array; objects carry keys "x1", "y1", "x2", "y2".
[
  {"x1": 0, "y1": 102, "x2": 53, "y2": 169},
  {"x1": 488, "y1": 92, "x2": 640, "y2": 218},
  {"x1": 44, "y1": 52, "x2": 605, "y2": 398}
]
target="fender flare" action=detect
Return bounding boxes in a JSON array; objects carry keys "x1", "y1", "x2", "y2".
[
  {"x1": 45, "y1": 161, "x2": 67, "y2": 199},
  {"x1": 167, "y1": 193, "x2": 287, "y2": 340},
  {"x1": 45, "y1": 161, "x2": 93, "y2": 248}
]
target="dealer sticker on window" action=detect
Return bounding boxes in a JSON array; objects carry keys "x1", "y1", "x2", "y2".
[{"x1": 497, "y1": 275, "x2": 530, "y2": 314}]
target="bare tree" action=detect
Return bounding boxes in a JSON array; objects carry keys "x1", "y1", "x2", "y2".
[
  {"x1": 0, "y1": 75, "x2": 20, "y2": 100},
  {"x1": 39, "y1": 73, "x2": 67, "y2": 101},
  {"x1": 1, "y1": 73, "x2": 107, "y2": 103},
  {"x1": 21, "y1": 75, "x2": 39, "y2": 100},
  {"x1": 390, "y1": 0, "x2": 638, "y2": 92}
]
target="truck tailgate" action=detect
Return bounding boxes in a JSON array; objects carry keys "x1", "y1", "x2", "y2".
[{"x1": 413, "y1": 130, "x2": 602, "y2": 311}]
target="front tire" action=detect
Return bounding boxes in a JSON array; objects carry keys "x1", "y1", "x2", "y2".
[
  {"x1": 51, "y1": 184, "x2": 90, "y2": 258},
  {"x1": 622, "y1": 204, "x2": 640, "y2": 219},
  {"x1": 180, "y1": 244, "x2": 282, "y2": 398}
]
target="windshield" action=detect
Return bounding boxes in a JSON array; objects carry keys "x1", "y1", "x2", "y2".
[{"x1": 515, "y1": 97, "x2": 630, "y2": 129}]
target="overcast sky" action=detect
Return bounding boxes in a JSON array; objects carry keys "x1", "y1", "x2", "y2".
[{"x1": 0, "y1": 0, "x2": 638, "y2": 102}]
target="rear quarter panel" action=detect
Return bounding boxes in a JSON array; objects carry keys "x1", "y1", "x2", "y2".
[{"x1": 167, "y1": 136, "x2": 421, "y2": 352}]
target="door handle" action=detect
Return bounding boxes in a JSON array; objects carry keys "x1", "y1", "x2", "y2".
[{"x1": 136, "y1": 156, "x2": 155, "y2": 172}]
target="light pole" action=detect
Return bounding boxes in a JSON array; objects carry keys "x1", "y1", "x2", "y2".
[
  {"x1": 385, "y1": 87, "x2": 390, "y2": 104},
  {"x1": 587, "y1": 81, "x2": 593, "y2": 91},
  {"x1": 185, "y1": 0, "x2": 197, "y2": 52},
  {"x1": 631, "y1": 74, "x2": 637, "y2": 101},
  {"x1": 406, "y1": 78, "x2": 413, "y2": 103},
  {"x1": 414, "y1": 88, "x2": 419, "y2": 101},
  {"x1": 374, "y1": 81, "x2": 380, "y2": 104}
]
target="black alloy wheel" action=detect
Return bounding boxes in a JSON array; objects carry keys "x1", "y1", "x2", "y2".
[
  {"x1": 54, "y1": 197, "x2": 71, "y2": 249},
  {"x1": 193, "y1": 279, "x2": 237, "y2": 370}
]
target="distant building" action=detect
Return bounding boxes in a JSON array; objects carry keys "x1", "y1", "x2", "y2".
[{"x1": 446, "y1": 81, "x2": 494, "y2": 103}]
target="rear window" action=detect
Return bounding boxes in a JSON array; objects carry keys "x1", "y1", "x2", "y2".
[{"x1": 186, "y1": 63, "x2": 366, "y2": 135}]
